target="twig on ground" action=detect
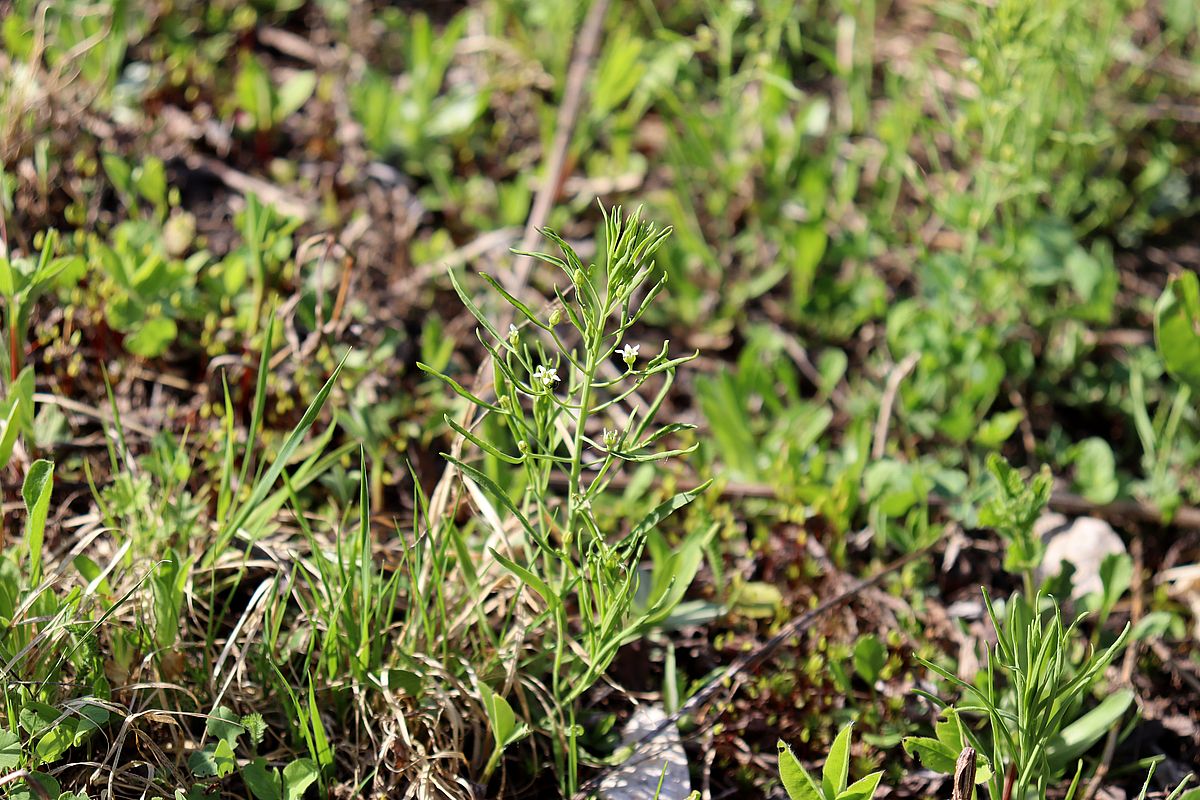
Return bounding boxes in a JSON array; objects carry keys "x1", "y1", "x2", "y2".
[
  {"x1": 32, "y1": 392, "x2": 156, "y2": 437},
  {"x1": 1148, "y1": 638, "x2": 1200, "y2": 697},
  {"x1": 505, "y1": 0, "x2": 612, "y2": 304},
  {"x1": 184, "y1": 153, "x2": 312, "y2": 220},
  {"x1": 572, "y1": 538, "x2": 943, "y2": 800},
  {"x1": 428, "y1": 0, "x2": 611, "y2": 525},
  {"x1": 872, "y1": 352, "x2": 920, "y2": 460}
]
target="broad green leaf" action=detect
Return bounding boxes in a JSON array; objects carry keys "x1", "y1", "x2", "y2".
[
  {"x1": 242, "y1": 758, "x2": 281, "y2": 800},
  {"x1": 1155, "y1": 272, "x2": 1200, "y2": 392},
  {"x1": 934, "y1": 709, "x2": 965, "y2": 751},
  {"x1": 478, "y1": 683, "x2": 527, "y2": 748},
  {"x1": 853, "y1": 635, "x2": 886, "y2": 684},
  {"x1": 1097, "y1": 553, "x2": 1133, "y2": 618},
  {"x1": 189, "y1": 738, "x2": 236, "y2": 778},
  {"x1": 34, "y1": 720, "x2": 74, "y2": 762},
  {"x1": 72, "y1": 703, "x2": 109, "y2": 746},
  {"x1": 282, "y1": 758, "x2": 319, "y2": 800},
  {"x1": 205, "y1": 706, "x2": 245, "y2": 750},
  {"x1": 839, "y1": 771, "x2": 883, "y2": 800},
  {"x1": 135, "y1": 156, "x2": 167, "y2": 209},
  {"x1": 276, "y1": 71, "x2": 316, "y2": 122},
  {"x1": 731, "y1": 581, "x2": 783, "y2": 619},
  {"x1": 1070, "y1": 437, "x2": 1119, "y2": 504},
  {"x1": 1046, "y1": 689, "x2": 1134, "y2": 770},
  {"x1": 101, "y1": 153, "x2": 133, "y2": 202},
  {"x1": 902, "y1": 737, "x2": 957, "y2": 774},
  {"x1": 0, "y1": 727, "x2": 21, "y2": 769},
  {"x1": 975, "y1": 409, "x2": 1023, "y2": 448},
  {"x1": 124, "y1": 317, "x2": 177, "y2": 357},
  {"x1": 8, "y1": 771, "x2": 59, "y2": 800},
  {"x1": 778, "y1": 740, "x2": 821, "y2": 800},
  {"x1": 1130, "y1": 611, "x2": 1174, "y2": 641},
  {"x1": 235, "y1": 54, "x2": 273, "y2": 132},
  {"x1": 427, "y1": 87, "x2": 487, "y2": 137},
  {"x1": 0, "y1": 257, "x2": 14, "y2": 297}
]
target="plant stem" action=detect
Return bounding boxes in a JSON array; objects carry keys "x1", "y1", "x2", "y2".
[{"x1": 567, "y1": 349, "x2": 596, "y2": 541}]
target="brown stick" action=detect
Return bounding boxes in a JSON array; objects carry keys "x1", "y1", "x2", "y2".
[
  {"x1": 504, "y1": 0, "x2": 611, "y2": 304},
  {"x1": 872, "y1": 352, "x2": 920, "y2": 460},
  {"x1": 953, "y1": 747, "x2": 978, "y2": 800},
  {"x1": 1001, "y1": 763, "x2": 1017, "y2": 800},
  {"x1": 572, "y1": 538, "x2": 943, "y2": 799},
  {"x1": 427, "y1": 0, "x2": 610, "y2": 523},
  {"x1": 549, "y1": 470, "x2": 1200, "y2": 532}
]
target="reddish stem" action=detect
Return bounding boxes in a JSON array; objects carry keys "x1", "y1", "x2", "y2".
[
  {"x1": 9, "y1": 316, "x2": 19, "y2": 383},
  {"x1": 1001, "y1": 763, "x2": 1017, "y2": 800}
]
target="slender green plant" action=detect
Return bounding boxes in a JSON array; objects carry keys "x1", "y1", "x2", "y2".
[
  {"x1": 910, "y1": 591, "x2": 1131, "y2": 800},
  {"x1": 421, "y1": 205, "x2": 709, "y2": 794}
]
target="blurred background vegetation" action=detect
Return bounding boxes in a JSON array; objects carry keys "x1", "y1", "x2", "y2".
[{"x1": 1, "y1": 0, "x2": 1199, "y2": 797}]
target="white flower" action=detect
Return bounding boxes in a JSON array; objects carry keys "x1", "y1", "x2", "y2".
[
  {"x1": 508, "y1": 324, "x2": 519, "y2": 337},
  {"x1": 532, "y1": 365, "x2": 560, "y2": 388},
  {"x1": 603, "y1": 428, "x2": 619, "y2": 449},
  {"x1": 621, "y1": 343, "x2": 640, "y2": 365}
]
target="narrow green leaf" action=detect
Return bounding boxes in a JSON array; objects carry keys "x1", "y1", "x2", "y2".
[
  {"x1": 22, "y1": 459, "x2": 54, "y2": 584},
  {"x1": 839, "y1": 771, "x2": 883, "y2": 800},
  {"x1": 447, "y1": 268, "x2": 505, "y2": 344},
  {"x1": 490, "y1": 548, "x2": 559, "y2": 609},
  {"x1": 824, "y1": 723, "x2": 853, "y2": 799},
  {"x1": 416, "y1": 363, "x2": 505, "y2": 412},
  {"x1": 0, "y1": 399, "x2": 21, "y2": 469},
  {"x1": 209, "y1": 354, "x2": 346, "y2": 565},
  {"x1": 625, "y1": 480, "x2": 711, "y2": 543}
]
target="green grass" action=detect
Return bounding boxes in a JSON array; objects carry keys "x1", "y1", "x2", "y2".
[{"x1": 0, "y1": 0, "x2": 1198, "y2": 797}]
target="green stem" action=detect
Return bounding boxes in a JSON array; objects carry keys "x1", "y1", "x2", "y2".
[{"x1": 567, "y1": 349, "x2": 597, "y2": 541}]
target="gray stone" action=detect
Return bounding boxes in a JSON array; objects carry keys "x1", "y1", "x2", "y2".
[
  {"x1": 597, "y1": 705, "x2": 691, "y2": 800},
  {"x1": 1034, "y1": 513, "x2": 1126, "y2": 599}
]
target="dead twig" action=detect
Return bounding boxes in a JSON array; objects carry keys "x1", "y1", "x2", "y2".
[
  {"x1": 872, "y1": 352, "x2": 920, "y2": 460},
  {"x1": 505, "y1": 0, "x2": 612, "y2": 303},
  {"x1": 183, "y1": 153, "x2": 312, "y2": 220},
  {"x1": 572, "y1": 537, "x2": 943, "y2": 800},
  {"x1": 952, "y1": 747, "x2": 977, "y2": 800},
  {"x1": 428, "y1": 0, "x2": 611, "y2": 526}
]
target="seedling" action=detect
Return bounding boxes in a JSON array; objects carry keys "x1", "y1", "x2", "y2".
[
  {"x1": 912, "y1": 591, "x2": 1131, "y2": 800},
  {"x1": 777, "y1": 724, "x2": 884, "y2": 800},
  {"x1": 232, "y1": 52, "x2": 315, "y2": 159}
]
